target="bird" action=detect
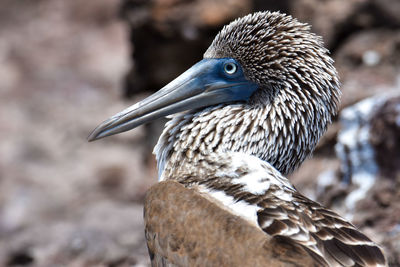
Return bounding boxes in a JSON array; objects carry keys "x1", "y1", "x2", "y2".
[{"x1": 88, "y1": 11, "x2": 387, "y2": 267}]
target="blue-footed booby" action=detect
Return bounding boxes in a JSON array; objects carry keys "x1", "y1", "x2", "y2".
[{"x1": 88, "y1": 11, "x2": 387, "y2": 267}]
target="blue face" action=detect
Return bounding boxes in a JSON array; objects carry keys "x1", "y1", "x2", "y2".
[
  {"x1": 88, "y1": 57, "x2": 259, "y2": 141},
  {"x1": 188, "y1": 58, "x2": 259, "y2": 104}
]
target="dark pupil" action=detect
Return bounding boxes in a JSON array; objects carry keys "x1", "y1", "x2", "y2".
[{"x1": 226, "y1": 64, "x2": 233, "y2": 72}]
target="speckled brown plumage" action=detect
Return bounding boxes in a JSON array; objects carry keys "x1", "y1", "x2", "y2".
[
  {"x1": 88, "y1": 10, "x2": 387, "y2": 267},
  {"x1": 154, "y1": 152, "x2": 386, "y2": 266},
  {"x1": 155, "y1": 12, "x2": 340, "y2": 177},
  {"x1": 150, "y1": 11, "x2": 386, "y2": 267}
]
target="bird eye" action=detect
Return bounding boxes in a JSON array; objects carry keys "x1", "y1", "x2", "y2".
[{"x1": 224, "y1": 62, "x2": 237, "y2": 75}]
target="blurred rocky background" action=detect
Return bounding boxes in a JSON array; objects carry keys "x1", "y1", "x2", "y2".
[{"x1": 0, "y1": 0, "x2": 399, "y2": 266}]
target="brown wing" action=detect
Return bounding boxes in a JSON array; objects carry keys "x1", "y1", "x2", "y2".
[
  {"x1": 144, "y1": 180, "x2": 320, "y2": 267},
  {"x1": 257, "y1": 185, "x2": 387, "y2": 267}
]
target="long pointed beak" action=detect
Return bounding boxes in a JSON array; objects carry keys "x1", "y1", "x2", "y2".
[{"x1": 88, "y1": 58, "x2": 258, "y2": 141}]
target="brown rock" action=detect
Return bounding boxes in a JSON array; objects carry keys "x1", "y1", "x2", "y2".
[
  {"x1": 369, "y1": 96, "x2": 400, "y2": 178},
  {"x1": 291, "y1": 0, "x2": 400, "y2": 49},
  {"x1": 335, "y1": 30, "x2": 400, "y2": 107}
]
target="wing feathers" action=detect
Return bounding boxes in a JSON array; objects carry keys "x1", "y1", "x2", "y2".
[
  {"x1": 324, "y1": 238, "x2": 358, "y2": 266},
  {"x1": 255, "y1": 190, "x2": 387, "y2": 267}
]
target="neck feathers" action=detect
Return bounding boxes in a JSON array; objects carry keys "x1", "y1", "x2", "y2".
[{"x1": 154, "y1": 83, "x2": 336, "y2": 180}]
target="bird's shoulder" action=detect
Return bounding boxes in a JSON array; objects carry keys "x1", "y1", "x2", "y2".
[
  {"x1": 201, "y1": 153, "x2": 387, "y2": 267},
  {"x1": 144, "y1": 180, "x2": 318, "y2": 267},
  {"x1": 147, "y1": 152, "x2": 387, "y2": 267}
]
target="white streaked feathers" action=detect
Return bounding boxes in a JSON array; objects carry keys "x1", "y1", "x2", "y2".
[
  {"x1": 186, "y1": 152, "x2": 385, "y2": 266},
  {"x1": 198, "y1": 185, "x2": 260, "y2": 226}
]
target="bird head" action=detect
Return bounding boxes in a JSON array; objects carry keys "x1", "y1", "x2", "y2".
[
  {"x1": 205, "y1": 12, "x2": 340, "y2": 107},
  {"x1": 88, "y1": 11, "x2": 340, "y2": 174}
]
